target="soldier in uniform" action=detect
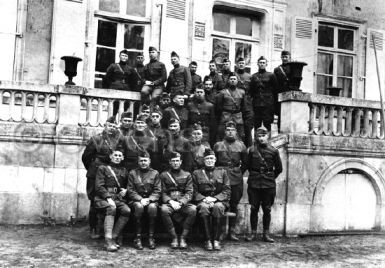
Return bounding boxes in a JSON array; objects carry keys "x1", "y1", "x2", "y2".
[
  {"x1": 119, "y1": 112, "x2": 133, "y2": 137},
  {"x1": 141, "y1": 46, "x2": 167, "y2": 105},
  {"x1": 189, "y1": 123, "x2": 211, "y2": 171},
  {"x1": 127, "y1": 151, "x2": 161, "y2": 250},
  {"x1": 160, "y1": 152, "x2": 197, "y2": 249},
  {"x1": 189, "y1": 61, "x2": 202, "y2": 92},
  {"x1": 203, "y1": 78, "x2": 215, "y2": 104},
  {"x1": 192, "y1": 148, "x2": 230, "y2": 251},
  {"x1": 236, "y1": 57, "x2": 254, "y2": 147},
  {"x1": 204, "y1": 60, "x2": 224, "y2": 94},
  {"x1": 166, "y1": 51, "x2": 192, "y2": 96},
  {"x1": 133, "y1": 53, "x2": 145, "y2": 92},
  {"x1": 102, "y1": 49, "x2": 137, "y2": 91},
  {"x1": 94, "y1": 149, "x2": 130, "y2": 252},
  {"x1": 215, "y1": 72, "x2": 246, "y2": 141},
  {"x1": 148, "y1": 107, "x2": 168, "y2": 171},
  {"x1": 213, "y1": 121, "x2": 247, "y2": 241},
  {"x1": 82, "y1": 117, "x2": 124, "y2": 239},
  {"x1": 157, "y1": 92, "x2": 171, "y2": 113},
  {"x1": 249, "y1": 56, "x2": 279, "y2": 132},
  {"x1": 245, "y1": 126, "x2": 282, "y2": 243},
  {"x1": 187, "y1": 87, "x2": 216, "y2": 146},
  {"x1": 221, "y1": 58, "x2": 232, "y2": 86},
  {"x1": 161, "y1": 91, "x2": 189, "y2": 130}
]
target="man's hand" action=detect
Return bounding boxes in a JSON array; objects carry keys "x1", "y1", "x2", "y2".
[
  {"x1": 107, "y1": 198, "x2": 116, "y2": 208},
  {"x1": 140, "y1": 198, "x2": 150, "y2": 206},
  {"x1": 206, "y1": 196, "x2": 217, "y2": 203},
  {"x1": 118, "y1": 189, "x2": 127, "y2": 198},
  {"x1": 169, "y1": 200, "x2": 182, "y2": 211}
]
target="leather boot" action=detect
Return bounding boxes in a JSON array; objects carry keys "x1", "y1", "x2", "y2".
[
  {"x1": 179, "y1": 229, "x2": 189, "y2": 249},
  {"x1": 245, "y1": 230, "x2": 257, "y2": 242},
  {"x1": 148, "y1": 217, "x2": 156, "y2": 249},
  {"x1": 213, "y1": 240, "x2": 221, "y2": 251},
  {"x1": 204, "y1": 240, "x2": 213, "y2": 251},
  {"x1": 263, "y1": 230, "x2": 275, "y2": 243},
  {"x1": 169, "y1": 228, "x2": 178, "y2": 249},
  {"x1": 202, "y1": 216, "x2": 212, "y2": 241},
  {"x1": 112, "y1": 216, "x2": 129, "y2": 248},
  {"x1": 148, "y1": 235, "x2": 156, "y2": 250},
  {"x1": 105, "y1": 238, "x2": 118, "y2": 252},
  {"x1": 228, "y1": 228, "x2": 240, "y2": 241},
  {"x1": 213, "y1": 217, "x2": 222, "y2": 250},
  {"x1": 134, "y1": 235, "x2": 144, "y2": 250},
  {"x1": 104, "y1": 215, "x2": 115, "y2": 242}
]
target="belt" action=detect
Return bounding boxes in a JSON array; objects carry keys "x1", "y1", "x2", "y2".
[
  {"x1": 251, "y1": 167, "x2": 274, "y2": 173},
  {"x1": 222, "y1": 109, "x2": 241, "y2": 114},
  {"x1": 107, "y1": 187, "x2": 119, "y2": 193}
]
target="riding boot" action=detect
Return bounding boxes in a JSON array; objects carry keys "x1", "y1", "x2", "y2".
[
  {"x1": 112, "y1": 216, "x2": 129, "y2": 248},
  {"x1": 202, "y1": 216, "x2": 212, "y2": 250},
  {"x1": 213, "y1": 217, "x2": 222, "y2": 250},
  {"x1": 262, "y1": 229, "x2": 275, "y2": 243},
  {"x1": 179, "y1": 228, "x2": 189, "y2": 249}
]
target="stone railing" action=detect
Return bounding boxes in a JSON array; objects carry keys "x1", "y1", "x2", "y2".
[{"x1": 279, "y1": 91, "x2": 385, "y2": 139}]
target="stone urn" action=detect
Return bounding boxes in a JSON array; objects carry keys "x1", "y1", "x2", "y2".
[
  {"x1": 61, "y1": 56, "x2": 82, "y2": 86},
  {"x1": 327, "y1": 86, "x2": 343, "y2": 97},
  {"x1": 287, "y1": 61, "x2": 308, "y2": 91}
]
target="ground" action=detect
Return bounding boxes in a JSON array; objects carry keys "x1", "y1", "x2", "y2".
[{"x1": 0, "y1": 225, "x2": 384, "y2": 267}]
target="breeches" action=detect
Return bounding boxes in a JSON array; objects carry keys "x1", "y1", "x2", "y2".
[{"x1": 197, "y1": 201, "x2": 226, "y2": 217}]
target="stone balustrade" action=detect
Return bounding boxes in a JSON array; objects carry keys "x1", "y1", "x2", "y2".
[{"x1": 279, "y1": 91, "x2": 385, "y2": 139}]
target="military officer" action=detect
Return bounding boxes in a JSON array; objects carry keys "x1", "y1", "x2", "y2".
[
  {"x1": 147, "y1": 107, "x2": 168, "y2": 171},
  {"x1": 82, "y1": 117, "x2": 124, "y2": 239},
  {"x1": 161, "y1": 91, "x2": 189, "y2": 130},
  {"x1": 119, "y1": 112, "x2": 133, "y2": 137},
  {"x1": 221, "y1": 58, "x2": 232, "y2": 85},
  {"x1": 187, "y1": 87, "x2": 216, "y2": 145},
  {"x1": 192, "y1": 148, "x2": 230, "y2": 251},
  {"x1": 166, "y1": 51, "x2": 192, "y2": 96},
  {"x1": 94, "y1": 149, "x2": 130, "y2": 252},
  {"x1": 133, "y1": 53, "x2": 145, "y2": 92},
  {"x1": 213, "y1": 121, "x2": 247, "y2": 241},
  {"x1": 141, "y1": 46, "x2": 167, "y2": 105},
  {"x1": 215, "y1": 72, "x2": 246, "y2": 141},
  {"x1": 189, "y1": 61, "x2": 202, "y2": 92},
  {"x1": 102, "y1": 49, "x2": 137, "y2": 91},
  {"x1": 189, "y1": 123, "x2": 211, "y2": 171},
  {"x1": 245, "y1": 126, "x2": 282, "y2": 243},
  {"x1": 127, "y1": 151, "x2": 161, "y2": 250},
  {"x1": 249, "y1": 56, "x2": 279, "y2": 131},
  {"x1": 204, "y1": 60, "x2": 224, "y2": 94},
  {"x1": 203, "y1": 78, "x2": 216, "y2": 104},
  {"x1": 160, "y1": 151, "x2": 197, "y2": 249}
]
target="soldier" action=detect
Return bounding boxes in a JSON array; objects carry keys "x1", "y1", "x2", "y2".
[
  {"x1": 204, "y1": 60, "x2": 224, "y2": 94},
  {"x1": 166, "y1": 51, "x2": 192, "y2": 96},
  {"x1": 133, "y1": 53, "x2": 145, "y2": 92},
  {"x1": 94, "y1": 149, "x2": 130, "y2": 252},
  {"x1": 141, "y1": 46, "x2": 167, "y2": 105},
  {"x1": 245, "y1": 126, "x2": 282, "y2": 243},
  {"x1": 187, "y1": 87, "x2": 216, "y2": 145},
  {"x1": 213, "y1": 121, "x2": 247, "y2": 241},
  {"x1": 127, "y1": 151, "x2": 161, "y2": 250},
  {"x1": 221, "y1": 58, "x2": 232, "y2": 86},
  {"x1": 122, "y1": 114, "x2": 155, "y2": 171},
  {"x1": 189, "y1": 61, "x2": 202, "y2": 92},
  {"x1": 157, "y1": 92, "x2": 171, "y2": 113},
  {"x1": 82, "y1": 116, "x2": 124, "y2": 239},
  {"x1": 236, "y1": 57, "x2": 254, "y2": 147},
  {"x1": 249, "y1": 56, "x2": 279, "y2": 131},
  {"x1": 119, "y1": 112, "x2": 133, "y2": 137},
  {"x1": 148, "y1": 107, "x2": 168, "y2": 171},
  {"x1": 203, "y1": 78, "x2": 215, "y2": 104},
  {"x1": 215, "y1": 72, "x2": 246, "y2": 141},
  {"x1": 160, "y1": 152, "x2": 197, "y2": 249},
  {"x1": 139, "y1": 104, "x2": 151, "y2": 124},
  {"x1": 192, "y1": 148, "x2": 230, "y2": 251},
  {"x1": 161, "y1": 91, "x2": 189, "y2": 130},
  {"x1": 189, "y1": 123, "x2": 211, "y2": 171},
  {"x1": 102, "y1": 49, "x2": 137, "y2": 91}
]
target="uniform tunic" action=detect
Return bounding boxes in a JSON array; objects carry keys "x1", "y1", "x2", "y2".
[
  {"x1": 191, "y1": 73, "x2": 202, "y2": 92},
  {"x1": 122, "y1": 131, "x2": 156, "y2": 171},
  {"x1": 127, "y1": 168, "x2": 161, "y2": 202},
  {"x1": 204, "y1": 71, "x2": 224, "y2": 93},
  {"x1": 144, "y1": 59, "x2": 167, "y2": 87},
  {"x1": 161, "y1": 105, "x2": 189, "y2": 130},
  {"x1": 102, "y1": 62, "x2": 137, "y2": 91},
  {"x1": 166, "y1": 64, "x2": 192, "y2": 95}
]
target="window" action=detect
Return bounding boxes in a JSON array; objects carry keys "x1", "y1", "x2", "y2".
[
  {"x1": 94, "y1": 0, "x2": 149, "y2": 88},
  {"x1": 212, "y1": 9, "x2": 260, "y2": 73},
  {"x1": 316, "y1": 23, "x2": 355, "y2": 97}
]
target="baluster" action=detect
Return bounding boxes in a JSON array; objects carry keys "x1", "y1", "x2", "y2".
[
  {"x1": 44, "y1": 94, "x2": 50, "y2": 123},
  {"x1": 33, "y1": 93, "x2": 38, "y2": 122},
  {"x1": 360, "y1": 109, "x2": 371, "y2": 138},
  {"x1": 380, "y1": 111, "x2": 385, "y2": 139},
  {"x1": 97, "y1": 98, "x2": 103, "y2": 126},
  {"x1": 54, "y1": 95, "x2": 59, "y2": 123},
  {"x1": 316, "y1": 105, "x2": 326, "y2": 135},
  {"x1": 343, "y1": 107, "x2": 353, "y2": 136},
  {"x1": 86, "y1": 97, "x2": 91, "y2": 124},
  {"x1": 326, "y1": 105, "x2": 335, "y2": 136},
  {"x1": 108, "y1": 99, "x2": 114, "y2": 117},
  {"x1": 308, "y1": 103, "x2": 316, "y2": 133},
  {"x1": 118, "y1": 100, "x2": 124, "y2": 119},
  {"x1": 352, "y1": 108, "x2": 362, "y2": 137},
  {"x1": 9, "y1": 91, "x2": 15, "y2": 121},
  {"x1": 334, "y1": 106, "x2": 344, "y2": 136},
  {"x1": 371, "y1": 110, "x2": 379, "y2": 138},
  {"x1": 20, "y1": 92, "x2": 26, "y2": 122}
]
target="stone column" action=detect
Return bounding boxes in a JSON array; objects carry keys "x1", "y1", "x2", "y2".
[{"x1": 279, "y1": 91, "x2": 310, "y2": 134}]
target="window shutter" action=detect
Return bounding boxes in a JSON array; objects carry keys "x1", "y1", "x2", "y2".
[
  {"x1": 292, "y1": 17, "x2": 315, "y2": 93},
  {"x1": 365, "y1": 28, "x2": 385, "y2": 101},
  {"x1": 166, "y1": 0, "x2": 186, "y2": 20}
]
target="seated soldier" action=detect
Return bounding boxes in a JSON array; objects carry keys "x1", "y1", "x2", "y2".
[
  {"x1": 94, "y1": 149, "x2": 130, "y2": 252},
  {"x1": 160, "y1": 152, "x2": 197, "y2": 249},
  {"x1": 127, "y1": 150, "x2": 161, "y2": 250},
  {"x1": 192, "y1": 148, "x2": 230, "y2": 251}
]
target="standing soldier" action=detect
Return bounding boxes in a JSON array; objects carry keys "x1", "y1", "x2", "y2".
[
  {"x1": 213, "y1": 121, "x2": 247, "y2": 241},
  {"x1": 148, "y1": 107, "x2": 168, "y2": 172},
  {"x1": 192, "y1": 148, "x2": 230, "y2": 251},
  {"x1": 215, "y1": 72, "x2": 246, "y2": 141},
  {"x1": 127, "y1": 151, "x2": 161, "y2": 250},
  {"x1": 102, "y1": 49, "x2": 137, "y2": 91},
  {"x1": 142, "y1": 46, "x2": 167, "y2": 105},
  {"x1": 161, "y1": 91, "x2": 189, "y2": 130},
  {"x1": 204, "y1": 60, "x2": 224, "y2": 94},
  {"x1": 249, "y1": 56, "x2": 279, "y2": 132},
  {"x1": 245, "y1": 126, "x2": 282, "y2": 243},
  {"x1": 94, "y1": 149, "x2": 130, "y2": 252},
  {"x1": 236, "y1": 57, "x2": 253, "y2": 147},
  {"x1": 187, "y1": 87, "x2": 216, "y2": 146},
  {"x1": 82, "y1": 117, "x2": 123, "y2": 239},
  {"x1": 166, "y1": 51, "x2": 192, "y2": 96},
  {"x1": 189, "y1": 123, "x2": 211, "y2": 171},
  {"x1": 160, "y1": 152, "x2": 197, "y2": 249},
  {"x1": 119, "y1": 112, "x2": 133, "y2": 137},
  {"x1": 203, "y1": 78, "x2": 215, "y2": 104},
  {"x1": 189, "y1": 61, "x2": 202, "y2": 92},
  {"x1": 221, "y1": 58, "x2": 232, "y2": 85},
  {"x1": 133, "y1": 53, "x2": 146, "y2": 92}
]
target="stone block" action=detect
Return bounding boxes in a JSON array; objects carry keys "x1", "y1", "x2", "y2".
[
  {"x1": 54, "y1": 144, "x2": 82, "y2": 168},
  {"x1": 17, "y1": 166, "x2": 45, "y2": 193},
  {"x1": 64, "y1": 168, "x2": 78, "y2": 194},
  {"x1": 77, "y1": 169, "x2": 87, "y2": 194},
  {"x1": 50, "y1": 193, "x2": 78, "y2": 223},
  {"x1": 0, "y1": 193, "x2": 44, "y2": 224},
  {"x1": 52, "y1": 168, "x2": 66, "y2": 193},
  {"x1": 0, "y1": 165, "x2": 19, "y2": 192},
  {"x1": 43, "y1": 168, "x2": 54, "y2": 192},
  {"x1": 285, "y1": 204, "x2": 311, "y2": 234}
]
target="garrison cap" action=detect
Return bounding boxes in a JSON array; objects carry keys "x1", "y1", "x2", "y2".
[
  {"x1": 168, "y1": 118, "x2": 180, "y2": 126},
  {"x1": 135, "y1": 113, "x2": 148, "y2": 122},
  {"x1": 222, "y1": 58, "x2": 230, "y2": 63},
  {"x1": 171, "y1": 51, "x2": 179, "y2": 58},
  {"x1": 258, "y1": 56, "x2": 268, "y2": 62},
  {"x1": 151, "y1": 106, "x2": 163, "y2": 117},
  {"x1": 119, "y1": 49, "x2": 129, "y2": 55},
  {"x1": 281, "y1": 50, "x2": 291, "y2": 56},
  {"x1": 106, "y1": 116, "x2": 116, "y2": 124},
  {"x1": 138, "y1": 150, "x2": 150, "y2": 158},
  {"x1": 190, "y1": 61, "x2": 197, "y2": 66},
  {"x1": 171, "y1": 90, "x2": 185, "y2": 99},
  {"x1": 169, "y1": 151, "x2": 181, "y2": 159},
  {"x1": 209, "y1": 59, "x2": 216, "y2": 64},
  {"x1": 228, "y1": 72, "x2": 237, "y2": 77},
  {"x1": 149, "y1": 46, "x2": 158, "y2": 52},
  {"x1": 225, "y1": 121, "x2": 236, "y2": 129},
  {"x1": 120, "y1": 112, "x2": 133, "y2": 120},
  {"x1": 203, "y1": 148, "x2": 215, "y2": 158},
  {"x1": 256, "y1": 126, "x2": 269, "y2": 134},
  {"x1": 192, "y1": 123, "x2": 202, "y2": 131},
  {"x1": 141, "y1": 104, "x2": 150, "y2": 112},
  {"x1": 237, "y1": 57, "x2": 245, "y2": 62}
]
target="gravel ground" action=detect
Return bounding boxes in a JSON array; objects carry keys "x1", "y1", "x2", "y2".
[{"x1": 0, "y1": 225, "x2": 384, "y2": 267}]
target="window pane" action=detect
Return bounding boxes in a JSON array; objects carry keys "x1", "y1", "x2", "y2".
[
  {"x1": 316, "y1": 75, "x2": 332, "y2": 95},
  {"x1": 124, "y1": 24, "x2": 144, "y2": 50},
  {"x1": 318, "y1": 25, "x2": 334, "y2": 47},
  {"x1": 97, "y1": 20, "x2": 117, "y2": 47},
  {"x1": 236, "y1": 16, "x2": 252, "y2": 36},
  {"x1": 126, "y1": 0, "x2": 146, "y2": 16},
  {"x1": 235, "y1": 42, "x2": 251, "y2": 66},
  {"x1": 337, "y1": 55, "x2": 353, "y2": 77},
  {"x1": 95, "y1": 47, "x2": 115, "y2": 72},
  {"x1": 317, "y1": 53, "x2": 333, "y2": 75},
  {"x1": 337, "y1": 77, "x2": 352, "y2": 97},
  {"x1": 212, "y1": 38, "x2": 229, "y2": 70},
  {"x1": 213, "y1": 12, "x2": 230, "y2": 33},
  {"x1": 99, "y1": 0, "x2": 120, "y2": 13},
  {"x1": 338, "y1": 29, "x2": 354, "y2": 50}
]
